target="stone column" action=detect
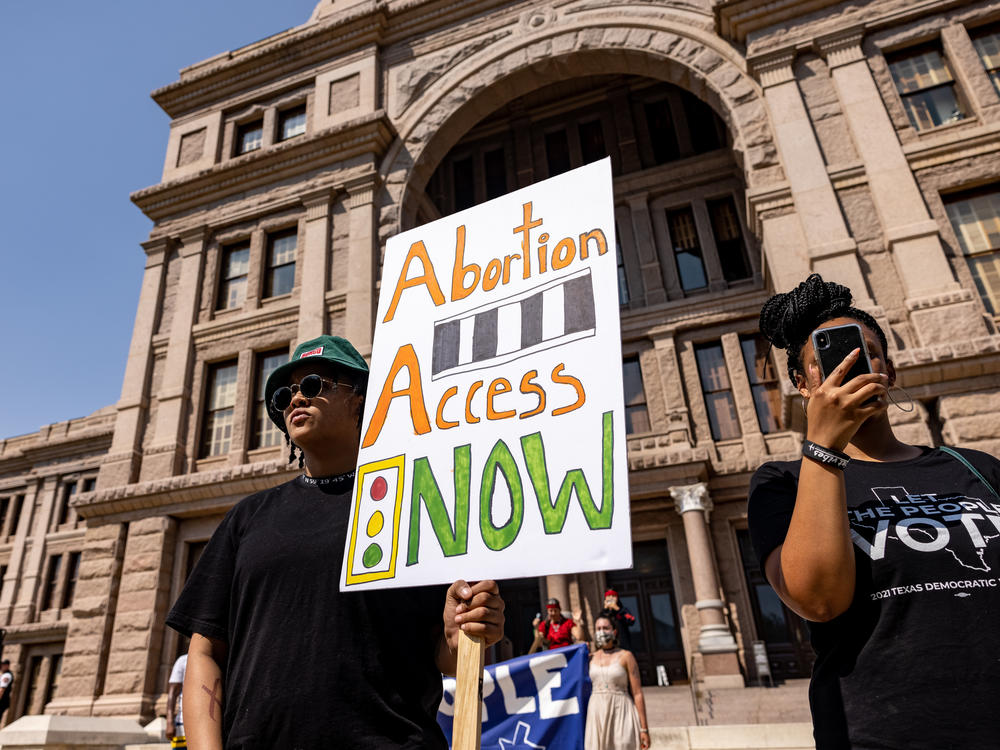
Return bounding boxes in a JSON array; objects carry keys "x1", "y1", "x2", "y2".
[
  {"x1": 691, "y1": 200, "x2": 727, "y2": 292},
  {"x1": 627, "y1": 195, "x2": 668, "y2": 305},
  {"x1": 671, "y1": 482, "x2": 743, "y2": 688},
  {"x1": 818, "y1": 30, "x2": 987, "y2": 345},
  {"x1": 10, "y1": 478, "x2": 58, "y2": 625},
  {"x1": 0, "y1": 481, "x2": 38, "y2": 622},
  {"x1": 141, "y1": 229, "x2": 207, "y2": 480},
  {"x1": 47, "y1": 522, "x2": 128, "y2": 716},
  {"x1": 92, "y1": 517, "x2": 178, "y2": 721},
  {"x1": 651, "y1": 332, "x2": 693, "y2": 448},
  {"x1": 100, "y1": 239, "x2": 168, "y2": 488},
  {"x1": 545, "y1": 574, "x2": 571, "y2": 614},
  {"x1": 297, "y1": 190, "x2": 336, "y2": 342},
  {"x1": 756, "y1": 50, "x2": 870, "y2": 302},
  {"x1": 344, "y1": 177, "x2": 379, "y2": 358}
]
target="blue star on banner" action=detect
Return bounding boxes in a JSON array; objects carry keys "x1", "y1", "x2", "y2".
[{"x1": 498, "y1": 721, "x2": 546, "y2": 750}]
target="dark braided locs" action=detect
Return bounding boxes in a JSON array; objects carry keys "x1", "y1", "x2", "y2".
[
  {"x1": 284, "y1": 432, "x2": 305, "y2": 469},
  {"x1": 758, "y1": 273, "x2": 888, "y2": 386}
]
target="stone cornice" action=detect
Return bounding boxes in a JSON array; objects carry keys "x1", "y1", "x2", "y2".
[
  {"x1": 3, "y1": 619, "x2": 69, "y2": 644},
  {"x1": 151, "y1": 0, "x2": 516, "y2": 119},
  {"x1": 152, "y1": 11, "x2": 387, "y2": 119},
  {"x1": 131, "y1": 112, "x2": 395, "y2": 223},
  {"x1": 715, "y1": 0, "x2": 845, "y2": 45},
  {"x1": 893, "y1": 336, "x2": 1000, "y2": 389},
  {"x1": 71, "y1": 459, "x2": 298, "y2": 521},
  {"x1": 627, "y1": 287, "x2": 770, "y2": 339}
]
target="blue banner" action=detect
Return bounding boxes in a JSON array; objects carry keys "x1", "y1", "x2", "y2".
[{"x1": 438, "y1": 644, "x2": 591, "y2": 750}]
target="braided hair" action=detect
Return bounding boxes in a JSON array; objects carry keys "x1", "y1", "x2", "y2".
[{"x1": 759, "y1": 274, "x2": 887, "y2": 386}]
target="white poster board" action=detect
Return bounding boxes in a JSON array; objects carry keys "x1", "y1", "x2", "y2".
[{"x1": 340, "y1": 158, "x2": 632, "y2": 591}]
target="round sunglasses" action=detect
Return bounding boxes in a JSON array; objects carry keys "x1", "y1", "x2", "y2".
[{"x1": 271, "y1": 374, "x2": 353, "y2": 412}]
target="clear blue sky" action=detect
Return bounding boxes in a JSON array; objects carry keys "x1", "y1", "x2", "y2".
[{"x1": 0, "y1": 1, "x2": 319, "y2": 439}]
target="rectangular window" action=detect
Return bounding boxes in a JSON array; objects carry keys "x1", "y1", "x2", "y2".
[
  {"x1": 973, "y1": 27, "x2": 1000, "y2": 95},
  {"x1": 741, "y1": 335, "x2": 783, "y2": 433},
  {"x1": 40, "y1": 554, "x2": 62, "y2": 612},
  {"x1": 61, "y1": 551, "x2": 81, "y2": 610},
  {"x1": 622, "y1": 358, "x2": 650, "y2": 434},
  {"x1": 709, "y1": 197, "x2": 751, "y2": 282},
  {"x1": 24, "y1": 656, "x2": 43, "y2": 715},
  {"x1": 0, "y1": 497, "x2": 9, "y2": 537},
  {"x1": 252, "y1": 350, "x2": 287, "y2": 450},
  {"x1": 695, "y1": 342, "x2": 741, "y2": 440},
  {"x1": 235, "y1": 120, "x2": 263, "y2": 154},
  {"x1": 483, "y1": 147, "x2": 507, "y2": 201},
  {"x1": 55, "y1": 481, "x2": 77, "y2": 528},
  {"x1": 888, "y1": 47, "x2": 967, "y2": 131},
  {"x1": 545, "y1": 129, "x2": 572, "y2": 177},
  {"x1": 684, "y1": 97, "x2": 724, "y2": 154},
  {"x1": 278, "y1": 105, "x2": 307, "y2": 141},
  {"x1": 452, "y1": 156, "x2": 475, "y2": 211},
  {"x1": 616, "y1": 229, "x2": 630, "y2": 305},
  {"x1": 578, "y1": 119, "x2": 607, "y2": 165},
  {"x1": 6, "y1": 494, "x2": 23, "y2": 537},
  {"x1": 43, "y1": 654, "x2": 62, "y2": 709},
  {"x1": 82, "y1": 477, "x2": 96, "y2": 493},
  {"x1": 265, "y1": 229, "x2": 297, "y2": 298},
  {"x1": 217, "y1": 243, "x2": 250, "y2": 310},
  {"x1": 200, "y1": 361, "x2": 239, "y2": 458},
  {"x1": 667, "y1": 207, "x2": 708, "y2": 292},
  {"x1": 644, "y1": 98, "x2": 680, "y2": 164},
  {"x1": 944, "y1": 188, "x2": 1000, "y2": 314}
]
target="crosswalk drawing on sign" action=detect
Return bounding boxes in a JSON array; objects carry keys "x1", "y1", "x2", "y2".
[{"x1": 431, "y1": 267, "x2": 596, "y2": 381}]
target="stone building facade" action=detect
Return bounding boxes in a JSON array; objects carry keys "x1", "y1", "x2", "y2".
[{"x1": 2, "y1": 0, "x2": 1000, "y2": 725}]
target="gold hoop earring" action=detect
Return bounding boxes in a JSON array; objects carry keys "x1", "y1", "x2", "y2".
[{"x1": 888, "y1": 385, "x2": 915, "y2": 413}]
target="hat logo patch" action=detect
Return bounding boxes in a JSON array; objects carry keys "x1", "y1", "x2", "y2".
[{"x1": 300, "y1": 346, "x2": 324, "y2": 358}]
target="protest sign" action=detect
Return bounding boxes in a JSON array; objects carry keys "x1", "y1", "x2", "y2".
[
  {"x1": 340, "y1": 157, "x2": 631, "y2": 591},
  {"x1": 439, "y1": 644, "x2": 591, "y2": 750}
]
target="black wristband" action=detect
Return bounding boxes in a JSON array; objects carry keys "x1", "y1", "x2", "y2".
[{"x1": 802, "y1": 440, "x2": 850, "y2": 470}]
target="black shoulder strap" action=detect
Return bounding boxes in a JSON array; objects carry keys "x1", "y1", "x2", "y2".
[{"x1": 939, "y1": 446, "x2": 1000, "y2": 500}]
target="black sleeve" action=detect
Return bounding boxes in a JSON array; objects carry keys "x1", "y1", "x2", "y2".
[
  {"x1": 747, "y1": 461, "x2": 799, "y2": 571},
  {"x1": 953, "y1": 447, "x2": 1000, "y2": 499},
  {"x1": 165, "y1": 505, "x2": 240, "y2": 642}
]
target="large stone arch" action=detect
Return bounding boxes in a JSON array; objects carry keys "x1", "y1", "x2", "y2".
[{"x1": 378, "y1": 13, "x2": 781, "y2": 239}]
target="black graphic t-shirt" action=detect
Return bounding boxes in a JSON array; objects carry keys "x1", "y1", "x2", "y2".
[
  {"x1": 166, "y1": 477, "x2": 449, "y2": 750},
  {"x1": 749, "y1": 447, "x2": 1000, "y2": 750}
]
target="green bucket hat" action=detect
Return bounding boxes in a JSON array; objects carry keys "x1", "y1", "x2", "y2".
[{"x1": 265, "y1": 335, "x2": 369, "y2": 432}]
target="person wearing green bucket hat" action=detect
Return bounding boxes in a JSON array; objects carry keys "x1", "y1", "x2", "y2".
[{"x1": 166, "y1": 335, "x2": 505, "y2": 750}]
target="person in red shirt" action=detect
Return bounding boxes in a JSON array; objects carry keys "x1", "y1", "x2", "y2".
[{"x1": 538, "y1": 598, "x2": 576, "y2": 649}]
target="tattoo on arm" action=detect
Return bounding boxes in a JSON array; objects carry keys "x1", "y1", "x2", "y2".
[{"x1": 201, "y1": 679, "x2": 222, "y2": 721}]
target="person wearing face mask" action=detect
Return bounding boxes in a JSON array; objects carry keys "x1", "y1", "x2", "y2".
[
  {"x1": 166, "y1": 335, "x2": 505, "y2": 750},
  {"x1": 584, "y1": 616, "x2": 649, "y2": 750}
]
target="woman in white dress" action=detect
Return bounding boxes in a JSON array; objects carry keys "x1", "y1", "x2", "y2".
[{"x1": 584, "y1": 616, "x2": 650, "y2": 750}]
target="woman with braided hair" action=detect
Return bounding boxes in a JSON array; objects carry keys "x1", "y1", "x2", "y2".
[{"x1": 748, "y1": 274, "x2": 1000, "y2": 749}]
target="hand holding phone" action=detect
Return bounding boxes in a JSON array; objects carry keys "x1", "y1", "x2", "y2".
[{"x1": 811, "y1": 323, "x2": 872, "y2": 384}]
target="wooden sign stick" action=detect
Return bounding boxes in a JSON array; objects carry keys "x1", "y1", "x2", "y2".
[{"x1": 451, "y1": 630, "x2": 485, "y2": 750}]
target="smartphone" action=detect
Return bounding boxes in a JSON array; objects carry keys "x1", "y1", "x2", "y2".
[{"x1": 811, "y1": 323, "x2": 872, "y2": 383}]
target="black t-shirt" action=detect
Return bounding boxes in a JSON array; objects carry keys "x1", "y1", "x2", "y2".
[
  {"x1": 166, "y1": 476, "x2": 449, "y2": 750},
  {"x1": 749, "y1": 446, "x2": 1000, "y2": 750}
]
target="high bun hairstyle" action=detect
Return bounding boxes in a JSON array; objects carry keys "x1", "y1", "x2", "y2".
[{"x1": 758, "y1": 274, "x2": 888, "y2": 385}]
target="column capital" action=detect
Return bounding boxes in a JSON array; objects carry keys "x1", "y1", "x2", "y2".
[
  {"x1": 344, "y1": 174, "x2": 380, "y2": 208},
  {"x1": 752, "y1": 49, "x2": 796, "y2": 88},
  {"x1": 671, "y1": 482, "x2": 712, "y2": 516},
  {"x1": 176, "y1": 227, "x2": 208, "y2": 256},
  {"x1": 301, "y1": 188, "x2": 337, "y2": 221},
  {"x1": 816, "y1": 29, "x2": 865, "y2": 69},
  {"x1": 140, "y1": 237, "x2": 170, "y2": 267}
]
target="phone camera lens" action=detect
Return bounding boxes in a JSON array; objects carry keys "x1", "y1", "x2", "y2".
[{"x1": 817, "y1": 333, "x2": 829, "y2": 348}]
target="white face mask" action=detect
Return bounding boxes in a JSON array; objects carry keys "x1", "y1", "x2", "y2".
[{"x1": 595, "y1": 630, "x2": 615, "y2": 647}]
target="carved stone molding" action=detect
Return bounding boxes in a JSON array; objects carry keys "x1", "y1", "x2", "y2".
[
  {"x1": 301, "y1": 188, "x2": 337, "y2": 221},
  {"x1": 816, "y1": 29, "x2": 866, "y2": 69},
  {"x1": 671, "y1": 482, "x2": 712, "y2": 516},
  {"x1": 753, "y1": 50, "x2": 796, "y2": 89}
]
